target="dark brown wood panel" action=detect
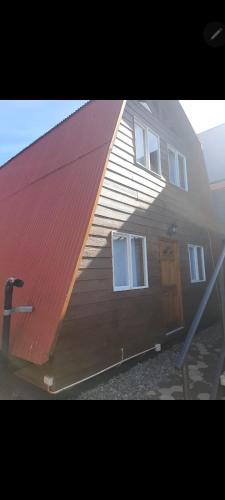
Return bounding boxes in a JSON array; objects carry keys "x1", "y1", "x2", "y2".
[{"x1": 46, "y1": 100, "x2": 221, "y2": 392}]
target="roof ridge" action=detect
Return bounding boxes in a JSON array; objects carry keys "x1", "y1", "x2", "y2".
[
  {"x1": 198, "y1": 121, "x2": 225, "y2": 135},
  {"x1": 0, "y1": 100, "x2": 92, "y2": 170},
  {"x1": 210, "y1": 177, "x2": 225, "y2": 185}
]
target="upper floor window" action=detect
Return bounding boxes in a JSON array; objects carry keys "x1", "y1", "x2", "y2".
[
  {"x1": 168, "y1": 146, "x2": 188, "y2": 191},
  {"x1": 148, "y1": 130, "x2": 161, "y2": 174},
  {"x1": 134, "y1": 120, "x2": 161, "y2": 176},
  {"x1": 112, "y1": 232, "x2": 149, "y2": 291},
  {"x1": 188, "y1": 245, "x2": 206, "y2": 283},
  {"x1": 139, "y1": 102, "x2": 152, "y2": 113},
  {"x1": 134, "y1": 123, "x2": 146, "y2": 167}
]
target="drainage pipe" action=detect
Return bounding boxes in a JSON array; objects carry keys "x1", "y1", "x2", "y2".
[{"x1": 2, "y1": 277, "x2": 24, "y2": 356}]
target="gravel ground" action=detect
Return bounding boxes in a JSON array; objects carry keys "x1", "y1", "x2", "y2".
[
  {"x1": 67, "y1": 322, "x2": 223, "y2": 401},
  {"x1": 0, "y1": 322, "x2": 223, "y2": 400}
]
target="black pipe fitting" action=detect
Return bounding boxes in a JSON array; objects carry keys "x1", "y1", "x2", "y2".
[{"x1": 2, "y1": 277, "x2": 24, "y2": 356}]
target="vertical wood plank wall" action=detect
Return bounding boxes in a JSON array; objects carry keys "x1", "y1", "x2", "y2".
[{"x1": 51, "y1": 101, "x2": 220, "y2": 388}]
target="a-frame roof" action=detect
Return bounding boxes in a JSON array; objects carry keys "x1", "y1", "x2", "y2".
[{"x1": 0, "y1": 100, "x2": 126, "y2": 364}]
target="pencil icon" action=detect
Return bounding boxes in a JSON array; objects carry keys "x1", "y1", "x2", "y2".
[{"x1": 210, "y1": 27, "x2": 223, "y2": 40}]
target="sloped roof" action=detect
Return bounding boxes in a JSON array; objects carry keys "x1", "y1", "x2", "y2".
[
  {"x1": 0, "y1": 100, "x2": 92, "y2": 170},
  {"x1": 0, "y1": 100, "x2": 125, "y2": 365}
]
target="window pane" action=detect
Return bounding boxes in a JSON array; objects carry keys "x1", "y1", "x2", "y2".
[
  {"x1": 178, "y1": 154, "x2": 187, "y2": 190},
  {"x1": 140, "y1": 102, "x2": 152, "y2": 113},
  {"x1": 131, "y1": 237, "x2": 145, "y2": 287},
  {"x1": 168, "y1": 150, "x2": 177, "y2": 185},
  {"x1": 197, "y1": 247, "x2": 205, "y2": 281},
  {"x1": 189, "y1": 247, "x2": 197, "y2": 281},
  {"x1": 113, "y1": 236, "x2": 129, "y2": 288},
  {"x1": 135, "y1": 124, "x2": 146, "y2": 166},
  {"x1": 148, "y1": 132, "x2": 160, "y2": 173}
]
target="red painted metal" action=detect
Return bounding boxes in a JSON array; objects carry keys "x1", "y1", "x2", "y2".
[
  {"x1": 210, "y1": 181, "x2": 225, "y2": 191},
  {"x1": 0, "y1": 100, "x2": 124, "y2": 365}
]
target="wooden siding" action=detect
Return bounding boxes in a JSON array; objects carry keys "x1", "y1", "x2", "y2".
[{"x1": 19, "y1": 100, "x2": 221, "y2": 391}]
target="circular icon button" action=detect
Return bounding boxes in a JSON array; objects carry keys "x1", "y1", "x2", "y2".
[{"x1": 203, "y1": 22, "x2": 225, "y2": 47}]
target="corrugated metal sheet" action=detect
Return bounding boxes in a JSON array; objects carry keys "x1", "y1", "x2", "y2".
[
  {"x1": 0, "y1": 100, "x2": 125, "y2": 365},
  {"x1": 0, "y1": 100, "x2": 92, "y2": 170}
]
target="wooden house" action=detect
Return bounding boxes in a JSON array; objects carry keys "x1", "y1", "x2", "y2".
[{"x1": 0, "y1": 100, "x2": 221, "y2": 393}]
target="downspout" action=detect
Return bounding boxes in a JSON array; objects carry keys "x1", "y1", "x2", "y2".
[{"x1": 1, "y1": 277, "x2": 33, "y2": 359}]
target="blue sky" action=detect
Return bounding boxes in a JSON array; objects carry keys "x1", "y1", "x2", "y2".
[
  {"x1": 1, "y1": 100, "x2": 225, "y2": 166},
  {"x1": 0, "y1": 100, "x2": 88, "y2": 166}
]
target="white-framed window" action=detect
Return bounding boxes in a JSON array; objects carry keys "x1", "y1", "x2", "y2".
[
  {"x1": 134, "y1": 119, "x2": 161, "y2": 176},
  {"x1": 112, "y1": 232, "x2": 149, "y2": 291},
  {"x1": 148, "y1": 129, "x2": 161, "y2": 174},
  {"x1": 139, "y1": 102, "x2": 152, "y2": 113},
  {"x1": 188, "y1": 245, "x2": 206, "y2": 283},
  {"x1": 168, "y1": 146, "x2": 188, "y2": 191},
  {"x1": 134, "y1": 122, "x2": 146, "y2": 167}
]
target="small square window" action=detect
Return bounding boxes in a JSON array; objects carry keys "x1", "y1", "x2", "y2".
[
  {"x1": 148, "y1": 131, "x2": 161, "y2": 175},
  {"x1": 112, "y1": 235, "x2": 129, "y2": 289},
  {"x1": 112, "y1": 233, "x2": 149, "y2": 291},
  {"x1": 197, "y1": 247, "x2": 205, "y2": 281},
  {"x1": 189, "y1": 246, "x2": 197, "y2": 282},
  {"x1": 131, "y1": 236, "x2": 146, "y2": 288},
  {"x1": 139, "y1": 102, "x2": 152, "y2": 113},
  {"x1": 168, "y1": 147, "x2": 188, "y2": 191},
  {"x1": 178, "y1": 154, "x2": 187, "y2": 190},
  {"x1": 134, "y1": 123, "x2": 146, "y2": 167},
  {"x1": 168, "y1": 149, "x2": 177, "y2": 185},
  {"x1": 134, "y1": 120, "x2": 161, "y2": 175},
  {"x1": 188, "y1": 245, "x2": 206, "y2": 283}
]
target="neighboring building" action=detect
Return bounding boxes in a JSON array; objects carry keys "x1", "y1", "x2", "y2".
[
  {"x1": 0, "y1": 100, "x2": 221, "y2": 393},
  {"x1": 199, "y1": 123, "x2": 225, "y2": 234},
  {"x1": 199, "y1": 123, "x2": 225, "y2": 183}
]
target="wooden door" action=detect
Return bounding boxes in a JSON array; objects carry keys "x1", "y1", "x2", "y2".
[{"x1": 159, "y1": 240, "x2": 183, "y2": 333}]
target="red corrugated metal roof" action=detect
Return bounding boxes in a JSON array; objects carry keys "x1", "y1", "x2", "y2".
[
  {"x1": 0, "y1": 100, "x2": 125, "y2": 365},
  {"x1": 0, "y1": 100, "x2": 92, "y2": 170},
  {"x1": 210, "y1": 180, "x2": 225, "y2": 191}
]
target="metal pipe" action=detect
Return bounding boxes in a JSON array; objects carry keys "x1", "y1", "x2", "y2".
[
  {"x1": 210, "y1": 342, "x2": 225, "y2": 400},
  {"x1": 210, "y1": 265, "x2": 225, "y2": 400},
  {"x1": 182, "y1": 363, "x2": 191, "y2": 400},
  {"x1": 176, "y1": 242, "x2": 225, "y2": 370},
  {"x1": 2, "y1": 277, "x2": 24, "y2": 356}
]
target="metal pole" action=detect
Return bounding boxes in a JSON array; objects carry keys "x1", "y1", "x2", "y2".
[
  {"x1": 182, "y1": 363, "x2": 191, "y2": 400},
  {"x1": 210, "y1": 265, "x2": 225, "y2": 400},
  {"x1": 176, "y1": 243, "x2": 225, "y2": 371},
  {"x1": 210, "y1": 343, "x2": 225, "y2": 400},
  {"x1": 219, "y1": 264, "x2": 225, "y2": 344}
]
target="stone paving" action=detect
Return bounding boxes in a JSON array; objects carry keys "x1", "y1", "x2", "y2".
[{"x1": 0, "y1": 322, "x2": 224, "y2": 400}]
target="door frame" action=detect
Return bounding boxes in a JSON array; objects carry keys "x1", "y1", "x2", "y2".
[{"x1": 158, "y1": 239, "x2": 184, "y2": 335}]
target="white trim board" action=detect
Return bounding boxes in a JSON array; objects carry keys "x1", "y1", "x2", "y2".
[
  {"x1": 166, "y1": 326, "x2": 184, "y2": 337},
  {"x1": 48, "y1": 344, "x2": 160, "y2": 395}
]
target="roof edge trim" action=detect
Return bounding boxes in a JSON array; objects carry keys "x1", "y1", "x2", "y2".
[
  {"x1": 0, "y1": 100, "x2": 92, "y2": 170},
  {"x1": 50, "y1": 100, "x2": 127, "y2": 357}
]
